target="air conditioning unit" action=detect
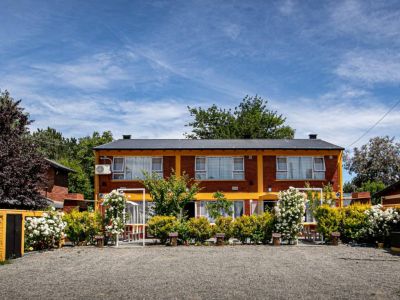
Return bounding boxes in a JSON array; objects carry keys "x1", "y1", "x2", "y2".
[{"x1": 95, "y1": 164, "x2": 111, "y2": 175}]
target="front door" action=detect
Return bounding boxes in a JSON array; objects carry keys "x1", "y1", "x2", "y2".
[{"x1": 6, "y1": 214, "x2": 22, "y2": 259}]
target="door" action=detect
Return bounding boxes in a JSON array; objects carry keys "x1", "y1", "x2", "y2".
[
  {"x1": 183, "y1": 201, "x2": 195, "y2": 218},
  {"x1": 6, "y1": 214, "x2": 22, "y2": 259}
]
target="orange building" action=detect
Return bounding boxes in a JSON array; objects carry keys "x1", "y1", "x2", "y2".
[
  {"x1": 93, "y1": 134, "x2": 344, "y2": 219},
  {"x1": 375, "y1": 181, "x2": 400, "y2": 208}
]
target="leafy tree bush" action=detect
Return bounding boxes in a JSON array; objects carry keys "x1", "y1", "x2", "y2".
[
  {"x1": 357, "y1": 180, "x2": 386, "y2": 205},
  {"x1": 63, "y1": 210, "x2": 102, "y2": 245},
  {"x1": 187, "y1": 217, "x2": 212, "y2": 243},
  {"x1": 142, "y1": 172, "x2": 200, "y2": 218},
  {"x1": 340, "y1": 204, "x2": 370, "y2": 243},
  {"x1": 147, "y1": 216, "x2": 178, "y2": 244},
  {"x1": 206, "y1": 192, "x2": 233, "y2": 220},
  {"x1": 174, "y1": 220, "x2": 191, "y2": 245},
  {"x1": 214, "y1": 216, "x2": 234, "y2": 240},
  {"x1": 186, "y1": 95, "x2": 295, "y2": 139},
  {"x1": 0, "y1": 91, "x2": 48, "y2": 209},
  {"x1": 314, "y1": 205, "x2": 341, "y2": 240}
]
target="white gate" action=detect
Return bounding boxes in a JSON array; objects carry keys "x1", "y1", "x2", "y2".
[{"x1": 117, "y1": 188, "x2": 146, "y2": 247}]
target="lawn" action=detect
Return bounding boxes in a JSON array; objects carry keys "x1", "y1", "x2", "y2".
[{"x1": 0, "y1": 244, "x2": 399, "y2": 299}]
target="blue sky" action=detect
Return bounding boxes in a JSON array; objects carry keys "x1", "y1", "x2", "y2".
[{"x1": 1, "y1": 0, "x2": 400, "y2": 181}]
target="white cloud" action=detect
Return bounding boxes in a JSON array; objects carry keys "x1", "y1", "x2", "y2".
[
  {"x1": 278, "y1": 0, "x2": 295, "y2": 16},
  {"x1": 331, "y1": 0, "x2": 400, "y2": 41},
  {"x1": 270, "y1": 89, "x2": 400, "y2": 148},
  {"x1": 336, "y1": 50, "x2": 400, "y2": 84}
]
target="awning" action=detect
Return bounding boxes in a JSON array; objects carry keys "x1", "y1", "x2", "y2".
[{"x1": 258, "y1": 193, "x2": 279, "y2": 201}]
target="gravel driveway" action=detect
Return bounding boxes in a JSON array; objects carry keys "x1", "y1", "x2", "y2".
[{"x1": 0, "y1": 244, "x2": 399, "y2": 300}]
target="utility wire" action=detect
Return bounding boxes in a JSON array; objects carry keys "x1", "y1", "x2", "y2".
[{"x1": 347, "y1": 98, "x2": 400, "y2": 149}]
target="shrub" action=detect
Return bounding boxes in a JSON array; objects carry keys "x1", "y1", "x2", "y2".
[
  {"x1": 63, "y1": 210, "x2": 102, "y2": 245},
  {"x1": 251, "y1": 212, "x2": 274, "y2": 244},
  {"x1": 147, "y1": 215, "x2": 178, "y2": 244},
  {"x1": 187, "y1": 217, "x2": 212, "y2": 243},
  {"x1": 274, "y1": 187, "x2": 306, "y2": 242},
  {"x1": 174, "y1": 220, "x2": 191, "y2": 245},
  {"x1": 25, "y1": 208, "x2": 66, "y2": 251},
  {"x1": 314, "y1": 205, "x2": 341, "y2": 240},
  {"x1": 214, "y1": 216, "x2": 234, "y2": 240},
  {"x1": 340, "y1": 204, "x2": 370, "y2": 242},
  {"x1": 233, "y1": 215, "x2": 254, "y2": 244}
]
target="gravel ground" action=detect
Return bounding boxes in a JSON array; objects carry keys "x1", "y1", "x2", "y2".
[{"x1": 0, "y1": 244, "x2": 399, "y2": 300}]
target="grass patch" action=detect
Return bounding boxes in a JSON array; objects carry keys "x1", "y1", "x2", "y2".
[{"x1": 0, "y1": 260, "x2": 11, "y2": 266}]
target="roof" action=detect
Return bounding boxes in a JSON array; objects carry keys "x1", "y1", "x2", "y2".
[
  {"x1": 45, "y1": 158, "x2": 76, "y2": 173},
  {"x1": 94, "y1": 138, "x2": 344, "y2": 151},
  {"x1": 374, "y1": 181, "x2": 400, "y2": 197}
]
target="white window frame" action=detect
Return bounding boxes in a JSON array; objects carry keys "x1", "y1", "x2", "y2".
[
  {"x1": 195, "y1": 156, "x2": 245, "y2": 180},
  {"x1": 112, "y1": 156, "x2": 163, "y2": 180},
  {"x1": 276, "y1": 156, "x2": 326, "y2": 180}
]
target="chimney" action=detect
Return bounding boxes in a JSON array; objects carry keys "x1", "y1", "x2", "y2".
[
  {"x1": 309, "y1": 133, "x2": 317, "y2": 140},
  {"x1": 122, "y1": 134, "x2": 131, "y2": 140}
]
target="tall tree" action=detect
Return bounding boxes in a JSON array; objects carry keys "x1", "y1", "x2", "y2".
[
  {"x1": 344, "y1": 136, "x2": 400, "y2": 187},
  {"x1": 0, "y1": 91, "x2": 48, "y2": 209},
  {"x1": 185, "y1": 95, "x2": 295, "y2": 139},
  {"x1": 33, "y1": 129, "x2": 113, "y2": 200}
]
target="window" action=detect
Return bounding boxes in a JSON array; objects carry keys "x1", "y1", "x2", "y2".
[
  {"x1": 199, "y1": 200, "x2": 244, "y2": 222},
  {"x1": 112, "y1": 157, "x2": 163, "y2": 180},
  {"x1": 276, "y1": 156, "x2": 325, "y2": 180},
  {"x1": 195, "y1": 157, "x2": 244, "y2": 180}
]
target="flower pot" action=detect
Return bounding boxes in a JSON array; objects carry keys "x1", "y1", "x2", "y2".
[{"x1": 377, "y1": 242, "x2": 384, "y2": 249}]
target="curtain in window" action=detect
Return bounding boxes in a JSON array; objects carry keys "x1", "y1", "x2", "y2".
[
  {"x1": 233, "y1": 201, "x2": 244, "y2": 218},
  {"x1": 125, "y1": 157, "x2": 152, "y2": 179},
  {"x1": 219, "y1": 157, "x2": 233, "y2": 179},
  {"x1": 288, "y1": 157, "x2": 299, "y2": 179},
  {"x1": 300, "y1": 157, "x2": 313, "y2": 179}
]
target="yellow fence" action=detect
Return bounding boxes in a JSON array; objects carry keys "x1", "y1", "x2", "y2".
[{"x1": 0, "y1": 209, "x2": 44, "y2": 262}]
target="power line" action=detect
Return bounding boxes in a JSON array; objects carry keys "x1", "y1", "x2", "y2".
[{"x1": 347, "y1": 98, "x2": 400, "y2": 149}]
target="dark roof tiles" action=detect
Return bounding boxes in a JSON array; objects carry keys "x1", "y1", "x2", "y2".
[{"x1": 94, "y1": 139, "x2": 343, "y2": 150}]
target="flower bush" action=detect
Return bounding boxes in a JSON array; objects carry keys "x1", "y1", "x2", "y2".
[
  {"x1": 25, "y1": 208, "x2": 66, "y2": 251},
  {"x1": 63, "y1": 210, "x2": 102, "y2": 245},
  {"x1": 103, "y1": 190, "x2": 127, "y2": 236},
  {"x1": 147, "y1": 215, "x2": 178, "y2": 244},
  {"x1": 274, "y1": 187, "x2": 306, "y2": 242},
  {"x1": 187, "y1": 217, "x2": 212, "y2": 243},
  {"x1": 314, "y1": 205, "x2": 341, "y2": 240},
  {"x1": 363, "y1": 205, "x2": 400, "y2": 243}
]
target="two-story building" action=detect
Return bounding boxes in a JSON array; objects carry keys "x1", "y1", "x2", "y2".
[{"x1": 93, "y1": 134, "x2": 344, "y2": 221}]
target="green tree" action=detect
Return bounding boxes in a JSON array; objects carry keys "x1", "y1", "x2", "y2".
[
  {"x1": 32, "y1": 128, "x2": 113, "y2": 199},
  {"x1": 357, "y1": 180, "x2": 386, "y2": 205},
  {"x1": 186, "y1": 95, "x2": 295, "y2": 139},
  {"x1": 141, "y1": 172, "x2": 200, "y2": 218},
  {"x1": 205, "y1": 191, "x2": 233, "y2": 220},
  {"x1": 344, "y1": 136, "x2": 400, "y2": 186},
  {"x1": 0, "y1": 91, "x2": 48, "y2": 209}
]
